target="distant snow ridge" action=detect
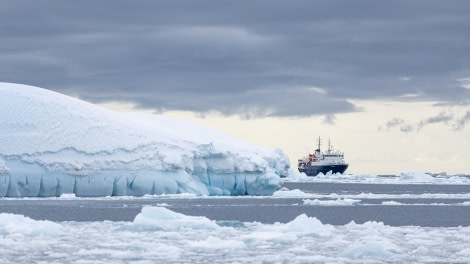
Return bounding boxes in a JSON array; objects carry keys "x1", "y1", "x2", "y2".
[{"x1": 0, "y1": 83, "x2": 289, "y2": 197}]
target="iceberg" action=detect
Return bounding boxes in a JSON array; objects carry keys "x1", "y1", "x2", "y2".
[{"x1": 0, "y1": 83, "x2": 289, "y2": 197}]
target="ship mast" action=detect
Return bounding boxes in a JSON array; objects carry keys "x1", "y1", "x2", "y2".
[
  {"x1": 327, "y1": 138, "x2": 332, "y2": 154},
  {"x1": 316, "y1": 137, "x2": 322, "y2": 152}
]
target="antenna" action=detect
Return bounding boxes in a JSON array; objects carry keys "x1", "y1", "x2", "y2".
[{"x1": 328, "y1": 138, "x2": 332, "y2": 154}]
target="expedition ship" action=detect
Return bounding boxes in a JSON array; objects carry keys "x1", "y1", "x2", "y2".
[{"x1": 298, "y1": 137, "x2": 349, "y2": 176}]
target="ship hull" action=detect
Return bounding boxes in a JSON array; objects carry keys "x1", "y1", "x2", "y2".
[{"x1": 298, "y1": 164, "x2": 348, "y2": 177}]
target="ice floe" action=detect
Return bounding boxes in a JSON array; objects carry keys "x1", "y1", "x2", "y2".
[
  {"x1": 285, "y1": 169, "x2": 470, "y2": 184},
  {"x1": 1, "y1": 207, "x2": 470, "y2": 263}
]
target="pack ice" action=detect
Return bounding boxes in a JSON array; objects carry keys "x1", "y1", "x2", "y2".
[{"x1": 0, "y1": 83, "x2": 289, "y2": 197}]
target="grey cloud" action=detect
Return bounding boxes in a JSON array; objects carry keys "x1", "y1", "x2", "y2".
[
  {"x1": 1, "y1": 1, "x2": 470, "y2": 118},
  {"x1": 453, "y1": 111, "x2": 470, "y2": 130},
  {"x1": 381, "y1": 110, "x2": 470, "y2": 133},
  {"x1": 417, "y1": 111, "x2": 453, "y2": 131},
  {"x1": 400, "y1": 124, "x2": 415, "y2": 133},
  {"x1": 378, "y1": 118, "x2": 404, "y2": 131},
  {"x1": 377, "y1": 119, "x2": 415, "y2": 133},
  {"x1": 322, "y1": 114, "x2": 336, "y2": 125}
]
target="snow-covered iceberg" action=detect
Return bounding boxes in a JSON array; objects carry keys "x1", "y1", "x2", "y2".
[{"x1": 0, "y1": 83, "x2": 289, "y2": 197}]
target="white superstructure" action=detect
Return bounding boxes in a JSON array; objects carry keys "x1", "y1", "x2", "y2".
[{"x1": 298, "y1": 137, "x2": 349, "y2": 176}]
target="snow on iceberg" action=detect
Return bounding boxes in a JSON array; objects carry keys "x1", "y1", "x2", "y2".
[{"x1": 0, "y1": 83, "x2": 289, "y2": 197}]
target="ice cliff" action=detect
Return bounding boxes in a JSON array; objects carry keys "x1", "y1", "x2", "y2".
[{"x1": 0, "y1": 83, "x2": 289, "y2": 197}]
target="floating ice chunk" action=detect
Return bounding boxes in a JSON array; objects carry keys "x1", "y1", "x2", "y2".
[
  {"x1": 381, "y1": 201, "x2": 403, "y2": 205},
  {"x1": 59, "y1": 193, "x2": 77, "y2": 199},
  {"x1": 345, "y1": 220, "x2": 386, "y2": 231},
  {"x1": 0, "y1": 213, "x2": 63, "y2": 236},
  {"x1": 280, "y1": 214, "x2": 333, "y2": 237},
  {"x1": 412, "y1": 246, "x2": 430, "y2": 257},
  {"x1": 285, "y1": 168, "x2": 308, "y2": 179},
  {"x1": 457, "y1": 247, "x2": 470, "y2": 257},
  {"x1": 215, "y1": 220, "x2": 246, "y2": 228},
  {"x1": 303, "y1": 198, "x2": 361, "y2": 206},
  {"x1": 272, "y1": 188, "x2": 310, "y2": 198},
  {"x1": 399, "y1": 170, "x2": 435, "y2": 182},
  {"x1": 309, "y1": 171, "x2": 343, "y2": 179},
  {"x1": 188, "y1": 236, "x2": 246, "y2": 250},
  {"x1": 262, "y1": 214, "x2": 333, "y2": 237},
  {"x1": 340, "y1": 241, "x2": 394, "y2": 259},
  {"x1": 124, "y1": 206, "x2": 220, "y2": 231},
  {"x1": 242, "y1": 231, "x2": 297, "y2": 245}
]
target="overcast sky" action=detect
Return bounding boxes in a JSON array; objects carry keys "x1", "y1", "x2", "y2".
[{"x1": 2, "y1": 1, "x2": 470, "y2": 174}]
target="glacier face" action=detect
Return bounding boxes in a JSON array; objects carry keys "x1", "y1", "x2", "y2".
[{"x1": 0, "y1": 83, "x2": 289, "y2": 197}]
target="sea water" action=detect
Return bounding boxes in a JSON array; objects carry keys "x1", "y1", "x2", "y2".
[
  {"x1": 1, "y1": 181, "x2": 470, "y2": 263},
  {"x1": 2, "y1": 182, "x2": 470, "y2": 226}
]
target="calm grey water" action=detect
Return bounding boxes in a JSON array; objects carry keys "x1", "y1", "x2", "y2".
[{"x1": 1, "y1": 182, "x2": 470, "y2": 227}]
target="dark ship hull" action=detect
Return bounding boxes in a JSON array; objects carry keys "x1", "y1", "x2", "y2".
[{"x1": 298, "y1": 164, "x2": 349, "y2": 176}]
